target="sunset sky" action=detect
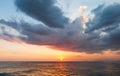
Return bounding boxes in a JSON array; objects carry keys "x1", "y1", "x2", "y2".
[{"x1": 0, "y1": 0, "x2": 120, "y2": 61}]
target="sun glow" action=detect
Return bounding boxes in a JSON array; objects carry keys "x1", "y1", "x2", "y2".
[{"x1": 58, "y1": 56, "x2": 64, "y2": 61}]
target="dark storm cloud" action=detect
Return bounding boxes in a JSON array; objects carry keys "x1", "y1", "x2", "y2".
[
  {"x1": 86, "y1": 3, "x2": 120, "y2": 32},
  {"x1": 0, "y1": 2, "x2": 120, "y2": 53},
  {"x1": 84, "y1": 3, "x2": 120, "y2": 52},
  {"x1": 0, "y1": 18, "x2": 102, "y2": 53},
  {"x1": 15, "y1": 0, "x2": 69, "y2": 28}
]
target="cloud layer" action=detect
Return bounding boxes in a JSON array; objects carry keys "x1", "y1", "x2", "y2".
[
  {"x1": 86, "y1": 3, "x2": 120, "y2": 51},
  {"x1": 0, "y1": 0, "x2": 120, "y2": 53},
  {"x1": 15, "y1": 0, "x2": 69, "y2": 28}
]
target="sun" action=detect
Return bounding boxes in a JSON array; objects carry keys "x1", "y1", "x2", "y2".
[{"x1": 58, "y1": 56, "x2": 64, "y2": 61}]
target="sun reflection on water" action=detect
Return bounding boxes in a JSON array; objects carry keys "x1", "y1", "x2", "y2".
[{"x1": 0, "y1": 62, "x2": 120, "y2": 76}]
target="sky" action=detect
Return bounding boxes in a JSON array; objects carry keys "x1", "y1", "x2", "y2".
[{"x1": 0, "y1": 0, "x2": 120, "y2": 61}]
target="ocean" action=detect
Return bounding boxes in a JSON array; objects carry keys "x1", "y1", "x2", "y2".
[{"x1": 0, "y1": 61, "x2": 120, "y2": 76}]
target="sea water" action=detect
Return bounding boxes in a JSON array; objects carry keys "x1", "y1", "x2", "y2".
[{"x1": 0, "y1": 61, "x2": 120, "y2": 76}]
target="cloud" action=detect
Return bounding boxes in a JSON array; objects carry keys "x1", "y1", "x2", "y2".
[
  {"x1": 15, "y1": 0, "x2": 69, "y2": 28},
  {"x1": 0, "y1": 19, "x2": 54, "y2": 43},
  {"x1": 86, "y1": 3, "x2": 120, "y2": 32},
  {"x1": 79, "y1": 6, "x2": 87, "y2": 13},
  {"x1": 0, "y1": 20, "x2": 27, "y2": 41},
  {"x1": 85, "y1": 3, "x2": 120, "y2": 51},
  {"x1": 0, "y1": 1, "x2": 120, "y2": 53},
  {"x1": 0, "y1": 17, "x2": 102, "y2": 53}
]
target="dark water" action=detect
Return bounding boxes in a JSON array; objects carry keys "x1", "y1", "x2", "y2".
[{"x1": 0, "y1": 61, "x2": 120, "y2": 76}]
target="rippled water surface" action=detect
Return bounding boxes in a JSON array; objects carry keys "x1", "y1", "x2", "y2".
[{"x1": 0, "y1": 61, "x2": 120, "y2": 76}]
